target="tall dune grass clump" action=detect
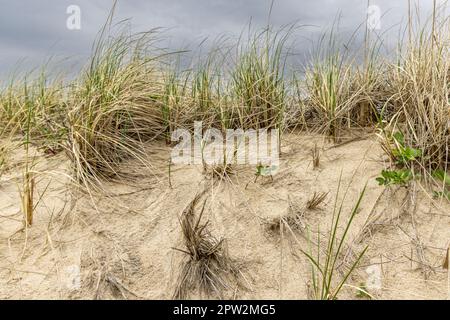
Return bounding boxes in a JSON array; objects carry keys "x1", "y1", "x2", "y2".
[
  {"x1": 0, "y1": 72, "x2": 67, "y2": 153},
  {"x1": 160, "y1": 68, "x2": 193, "y2": 142},
  {"x1": 183, "y1": 54, "x2": 224, "y2": 129},
  {"x1": 159, "y1": 26, "x2": 293, "y2": 137},
  {"x1": 303, "y1": 32, "x2": 385, "y2": 139},
  {"x1": 229, "y1": 27, "x2": 291, "y2": 130},
  {"x1": 158, "y1": 51, "x2": 226, "y2": 141},
  {"x1": 191, "y1": 55, "x2": 222, "y2": 117},
  {"x1": 66, "y1": 26, "x2": 166, "y2": 189},
  {"x1": 380, "y1": 9, "x2": 450, "y2": 175}
]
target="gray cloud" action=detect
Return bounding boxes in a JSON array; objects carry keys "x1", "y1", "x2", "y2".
[{"x1": 0, "y1": 0, "x2": 441, "y2": 78}]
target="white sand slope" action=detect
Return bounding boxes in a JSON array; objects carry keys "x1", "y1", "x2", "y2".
[{"x1": 0, "y1": 133, "x2": 449, "y2": 300}]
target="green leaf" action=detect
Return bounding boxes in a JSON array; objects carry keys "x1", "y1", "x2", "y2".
[
  {"x1": 376, "y1": 169, "x2": 413, "y2": 187},
  {"x1": 393, "y1": 132, "x2": 405, "y2": 146},
  {"x1": 432, "y1": 169, "x2": 450, "y2": 186}
]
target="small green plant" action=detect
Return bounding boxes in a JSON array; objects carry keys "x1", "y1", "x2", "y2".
[
  {"x1": 301, "y1": 178, "x2": 368, "y2": 300},
  {"x1": 432, "y1": 169, "x2": 450, "y2": 186},
  {"x1": 391, "y1": 132, "x2": 422, "y2": 166},
  {"x1": 432, "y1": 169, "x2": 450, "y2": 201},
  {"x1": 376, "y1": 169, "x2": 413, "y2": 187},
  {"x1": 376, "y1": 132, "x2": 420, "y2": 188},
  {"x1": 254, "y1": 163, "x2": 277, "y2": 183}
]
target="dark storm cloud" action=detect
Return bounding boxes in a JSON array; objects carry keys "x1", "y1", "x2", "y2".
[{"x1": 0, "y1": 0, "x2": 441, "y2": 78}]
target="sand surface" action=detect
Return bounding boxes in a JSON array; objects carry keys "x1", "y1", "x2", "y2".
[{"x1": 0, "y1": 133, "x2": 449, "y2": 300}]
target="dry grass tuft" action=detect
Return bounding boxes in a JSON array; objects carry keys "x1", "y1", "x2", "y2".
[
  {"x1": 20, "y1": 171, "x2": 35, "y2": 227},
  {"x1": 81, "y1": 235, "x2": 143, "y2": 300},
  {"x1": 312, "y1": 144, "x2": 320, "y2": 169},
  {"x1": 443, "y1": 247, "x2": 449, "y2": 270},
  {"x1": 265, "y1": 197, "x2": 307, "y2": 235},
  {"x1": 173, "y1": 194, "x2": 242, "y2": 299},
  {"x1": 306, "y1": 191, "x2": 328, "y2": 210}
]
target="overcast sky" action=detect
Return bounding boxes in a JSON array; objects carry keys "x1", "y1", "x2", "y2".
[{"x1": 0, "y1": 0, "x2": 444, "y2": 79}]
